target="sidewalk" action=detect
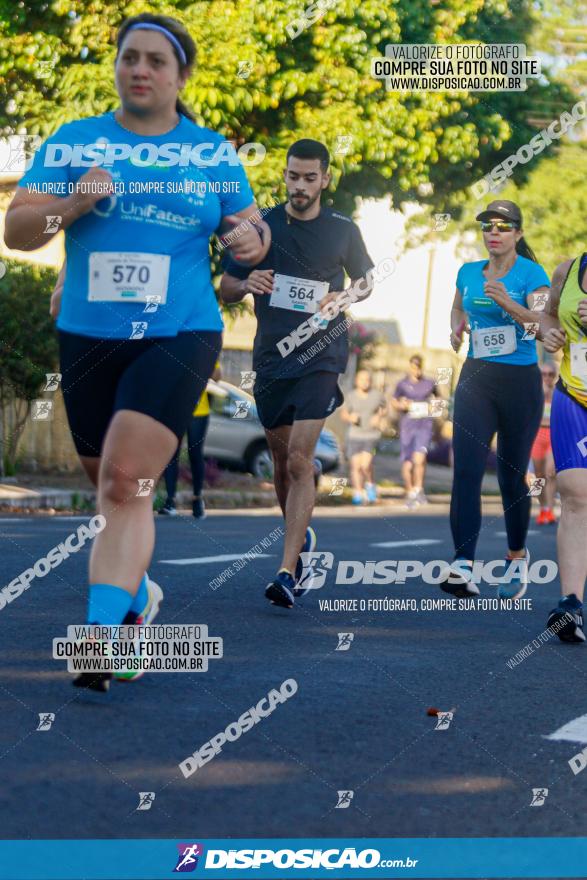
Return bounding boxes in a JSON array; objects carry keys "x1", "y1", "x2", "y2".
[
  {"x1": 0, "y1": 455, "x2": 500, "y2": 512},
  {"x1": 0, "y1": 481, "x2": 92, "y2": 511},
  {"x1": 372, "y1": 451, "x2": 501, "y2": 495},
  {"x1": 0, "y1": 479, "x2": 276, "y2": 513}
]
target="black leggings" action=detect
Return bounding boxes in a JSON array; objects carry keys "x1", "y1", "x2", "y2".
[
  {"x1": 450, "y1": 359, "x2": 543, "y2": 560},
  {"x1": 164, "y1": 415, "x2": 209, "y2": 500}
]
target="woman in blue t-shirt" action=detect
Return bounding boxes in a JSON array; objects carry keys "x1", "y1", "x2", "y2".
[
  {"x1": 5, "y1": 13, "x2": 270, "y2": 692},
  {"x1": 440, "y1": 200, "x2": 550, "y2": 601}
]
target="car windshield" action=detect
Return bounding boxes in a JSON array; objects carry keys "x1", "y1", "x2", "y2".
[{"x1": 207, "y1": 380, "x2": 259, "y2": 419}]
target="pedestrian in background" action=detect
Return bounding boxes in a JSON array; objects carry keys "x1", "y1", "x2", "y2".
[
  {"x1": 530, "y1": 363, "x2": 557, "y2": 525},
  {"x1": 341, "y1": 369, "x2": 386, "y2": 505},
  {"x1": 391, "y1": 354, "x2": 438, "y2": 508},
  {"x1": 160, "y1": 361, "x2": 221, "y2": 519}
]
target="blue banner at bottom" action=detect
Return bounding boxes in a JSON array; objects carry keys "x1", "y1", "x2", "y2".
[{"x1": 0, "y1": 838, "x2": 585, "y2": 880}]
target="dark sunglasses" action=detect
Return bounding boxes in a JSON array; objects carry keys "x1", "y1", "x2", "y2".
[
  {"x1": 480, "y1": 220, "x2": 517, "y2": 233},
  {"x1": 541, "y1": 370, "x2": 556, "y2": 376}
]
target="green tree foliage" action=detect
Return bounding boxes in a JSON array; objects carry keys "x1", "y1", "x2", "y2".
[
  {"x1": 476, "y1": 142, "x2": 587, "y2": 273},
  {"x1": 404, "y1": 141, "x2": 587, "y2": 275},
  {"x1": 0, "y1": 260, "x2": 59, "y2": 472},
  {"x1": 402, "y1": 0, "x2": 586, "y2": 266},
  {"x1": 530, "y1": 0, "x2": 587, "y2": 93},
  {"x1": 0, "y1": 0, "x2": 573, "y2": 215}
]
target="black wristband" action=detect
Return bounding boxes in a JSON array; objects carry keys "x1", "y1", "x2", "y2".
[{"x1": 249, "y1": 221, "x2": 265, "y2": 244}]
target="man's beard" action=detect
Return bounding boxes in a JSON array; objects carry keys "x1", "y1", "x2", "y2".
[{"x1": 289, "y1": 191, "x2": 320, "y2": 213}]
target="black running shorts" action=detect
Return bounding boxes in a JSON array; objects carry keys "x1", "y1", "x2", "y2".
[
  {"x1": 253, "y1": 371, "x2": 343, "y2": 429},
  {"x1": 58, "y1": 329, "x2": 222, "y2": 457}
]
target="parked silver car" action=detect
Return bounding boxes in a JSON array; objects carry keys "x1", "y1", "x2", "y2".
[{"x1": 204, "y1": 380, "x2": 340, "y2": 478}]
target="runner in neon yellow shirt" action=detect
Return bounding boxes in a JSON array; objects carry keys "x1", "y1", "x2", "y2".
[{"x1": 541, "y1": 253, "x2": 587, "y2": 643}]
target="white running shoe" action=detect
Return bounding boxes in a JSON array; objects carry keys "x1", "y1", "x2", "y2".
[{"x1": 405, "y1": 489, "x2": 419, "y2": 510}]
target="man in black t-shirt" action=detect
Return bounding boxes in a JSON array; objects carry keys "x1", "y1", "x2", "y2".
[{"x1": 220, "y1": 139, "x2": 375, "y2": 609}]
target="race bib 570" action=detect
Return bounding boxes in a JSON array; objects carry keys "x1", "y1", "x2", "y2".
[{"x1": 88, "y1": 252, "x2": 170, "y2": 303}]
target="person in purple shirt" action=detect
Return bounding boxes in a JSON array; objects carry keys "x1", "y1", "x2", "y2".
[{"x1": 391, "y1": 354, "x2": 439, "y2": 507}]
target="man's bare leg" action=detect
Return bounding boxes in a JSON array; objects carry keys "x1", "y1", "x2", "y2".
[
  {"x1": 280, "y1": 419, "x2": 325, "y2": 573},
  {"x1": 265, "y1": 425, "x2": 292, "y2": 516},
  {"x1": 401, "y1": 460, "x2": 413, "y2": 494},
  {"x1": 350, "y1": 453, "x2": 365, "y2": 494},
  {"x1": 412, "y1": 451, "x2": 427, "y2": 492},
  {"x1": 366, "y1": 451, "x2": 375, "y2": 485}
]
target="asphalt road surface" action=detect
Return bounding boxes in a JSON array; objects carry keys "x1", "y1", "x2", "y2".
[{"x1": 0, "y1": 503, "x2": 585, "y2": 846}]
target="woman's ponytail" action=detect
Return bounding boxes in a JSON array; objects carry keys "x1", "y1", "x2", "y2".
[{"x1": 516, "y1": 236, "x2": 538, "y2": 263}]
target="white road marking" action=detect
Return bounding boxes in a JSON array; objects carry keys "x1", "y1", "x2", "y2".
[
  {"x1": 159, "y1": 553, "x2": 273, "y2": 566},
  {"x1": 545, "y1": 714, "x2": 587, "y2": 744},
  {"x1": 51, "y1": 515, "x2": 92, "y2": 521},
  {"x1": 496, "y1": 530, "x2": 539, "y2": 537},
  {"x1": 371, "y1": 539, "x2": 441, "y2": 548},
  {"x1": 0, "y1": 516, "x2": 91, "y2": 523}
]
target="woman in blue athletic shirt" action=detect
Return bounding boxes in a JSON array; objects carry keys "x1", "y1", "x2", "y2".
[
  {"x1": 440, "y1": 200, "x2": 550, "y2": 603},
  {"x1": 5, "y1": 13, "x2": 270, "y2": 691}
]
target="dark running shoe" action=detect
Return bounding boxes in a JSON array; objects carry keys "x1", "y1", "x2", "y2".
[
  {"x1": 265, "y1": 569, "x2": 296, "y2": 608},
  {"x1": 192, "y1": 497, "x2": 206, "y2": 519},
  {"x1": 440, "y1": 560, "x2": 480, "y2": 598},
  {"x1": 158, "y1": 499, "x2": 178, "y2": 516},
  {"x1": 72, "y1": 672, "x2": 112, "y2": 693},
  {"x1": 547, "y1": 595, "x2": 585, "y2": 644},
  {"x1": 71, "y1": 632, "x2": 113, "y2": 692}
]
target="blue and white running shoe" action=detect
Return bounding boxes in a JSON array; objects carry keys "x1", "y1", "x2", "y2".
[{"x1": 497, "y1": 551, "x2": 529, "y2": 601}]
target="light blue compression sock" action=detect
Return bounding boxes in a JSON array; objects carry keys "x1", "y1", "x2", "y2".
[
  {"x1": 130, "y1": 573, "x2": 149, "y2": 614},
  {"x1": 87, "y1": 584, "x2": 133, "y2": 626}
]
